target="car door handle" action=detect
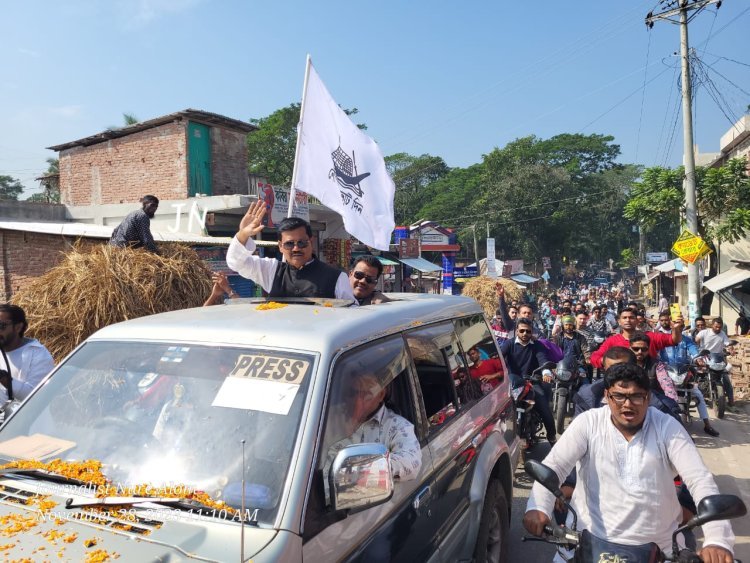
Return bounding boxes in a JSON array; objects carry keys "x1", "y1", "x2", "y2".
[{"x1": 413, "y1": 485, "x2": 431, "y2": 512}]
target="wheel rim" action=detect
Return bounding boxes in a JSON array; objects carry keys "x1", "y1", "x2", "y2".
[{"x1": 485, "y1": 505, "x2": 503, "y2": 563}]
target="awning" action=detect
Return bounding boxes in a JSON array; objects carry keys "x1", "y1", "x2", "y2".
[
  {"x1": 398, "y1": 257, "x2": 443, "y2": 272},
  {"x1": 654, "y1": 259, "x2": 686, "y2": 273},
  {"x1": 510, "y1": 273, "x2": 540, "y2": 284},
  {"x1": 375, "y1": 256, "x2": 399, "y2": 266},
  {"x1": 703, "y1": 266, "x2": 750, "y2": 293},
  {"x1": 641, "y1": 270, "x2": 660, "y2": 284}
]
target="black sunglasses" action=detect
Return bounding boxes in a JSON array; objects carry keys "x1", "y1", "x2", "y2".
[
  {"x1": 352, "y1": 271, "x2": 378, "y2": 284},
  {"x1": 281, "y1": 239, "x2": 310, "y2": 250}
]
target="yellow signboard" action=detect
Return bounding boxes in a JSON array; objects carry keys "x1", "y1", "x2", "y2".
[{"x1": 671, "y1": 229, "x2": 711, "y2": 264}]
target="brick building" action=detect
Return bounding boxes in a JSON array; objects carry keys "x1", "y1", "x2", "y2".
[{"x1": 48, "y1": 109, "x2": 255, "y2": 206}]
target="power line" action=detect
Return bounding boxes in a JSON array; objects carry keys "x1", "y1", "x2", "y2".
[{"x1": 635, "y1": 31, "x2": 653, "y2": 162}]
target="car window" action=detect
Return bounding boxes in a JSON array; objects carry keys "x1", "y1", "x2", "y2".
[
  {"x1": 453, "y1": 314, "x2": 505, "y2": 403},
  {"x1": 404, "y1": 323, "x2": 464, "y2": 430},
  {"x1": 304, "y1": 336, "x2": 419, "y2": 539}
]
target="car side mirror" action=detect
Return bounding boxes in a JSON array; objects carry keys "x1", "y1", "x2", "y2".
[{"x1": 329, "y1": 443, "x2": 394, "y2": 513}]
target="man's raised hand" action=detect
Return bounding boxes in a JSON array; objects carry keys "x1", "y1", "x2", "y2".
[{"x1": 237, "y1": 199, "x2": 267, "y2": 244}]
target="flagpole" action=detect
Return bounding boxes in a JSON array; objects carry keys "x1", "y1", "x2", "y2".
[{"x1": 288, "y1": 54, "x2": 312, "y2": 218}]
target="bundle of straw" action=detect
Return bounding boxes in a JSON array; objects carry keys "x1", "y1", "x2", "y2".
[
  {"x1": 12, "y1": 243, "x2": 212, "y2": 362},
  {"x1": 461, "y1": 276, "x2": 523, "y2": 319}
]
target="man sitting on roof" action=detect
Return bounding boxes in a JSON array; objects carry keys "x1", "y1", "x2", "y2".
[{"x1": 226, "y1": 199, "x2": 355, "y2": 302}]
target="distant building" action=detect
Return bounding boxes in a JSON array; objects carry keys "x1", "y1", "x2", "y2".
[{"x1": 48, "y1": 109, "x2": 256, "y2": 206}]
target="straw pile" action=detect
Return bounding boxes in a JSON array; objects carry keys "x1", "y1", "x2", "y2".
[
  {"x1": 12, "y1": 243, "x2": 212, "y2": 362},
  {"x1": 461, "y1": 276, "x2": 523, "y2": 319}
]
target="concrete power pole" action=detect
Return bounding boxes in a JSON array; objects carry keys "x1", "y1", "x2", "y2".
[{"x1": 646, "y1": 0, "x2": 720, "y2": 324}]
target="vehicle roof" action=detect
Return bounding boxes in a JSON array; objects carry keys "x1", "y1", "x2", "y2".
[{"x1": 87, "y1": 294, "x2": 483, "y2": 355}]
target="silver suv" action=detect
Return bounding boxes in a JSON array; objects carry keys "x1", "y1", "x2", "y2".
[{"x1": 0, "y1": 294, "x2": 519, "y2": 562}]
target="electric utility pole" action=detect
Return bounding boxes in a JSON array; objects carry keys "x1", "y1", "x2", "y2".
[{"x1": 646, "y1": 0, "x2": 721, "y2": 324}]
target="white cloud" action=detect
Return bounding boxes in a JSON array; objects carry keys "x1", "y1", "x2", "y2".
[
  {"x1": 116, "y1": 0, "x2": 202, "y2": 28},
  {"x1": 17, "y1": 47, "x2": 41, "y2": 58},
  {"x1": 48, "y1": 105, "x2": 84, "y2": 118}
]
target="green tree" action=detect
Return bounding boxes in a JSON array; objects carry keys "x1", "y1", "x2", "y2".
[
  {"x1": 475, "y1": 133, "x2": 631, "y2": 270},
  {"x1": 0, "y1": 175, "x2": 23, "y2": 201},
  {"x1": 623, "y1": 158, "x2": 750, "y2": 245},
  {"x1": 247, "y1": 103, "x2": 366, "y2": 187},
  {"x1": 386, "y1": 152, "x2": 450, "y2": 225}
]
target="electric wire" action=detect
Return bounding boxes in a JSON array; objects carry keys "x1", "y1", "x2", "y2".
[{"x1": 635, "y1": 31, "x2": 653, "y2": 162}]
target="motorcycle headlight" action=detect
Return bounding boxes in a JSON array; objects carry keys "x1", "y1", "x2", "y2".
[
  {"x1": 556, "y1": 369, "x2": 573, "y2": 382},
  {"x1": 511, "y1": 387, "x2": 523, "y2": 401},
  {"x1": 708, "y1": 361, "x2": 726, "y2": 371}
]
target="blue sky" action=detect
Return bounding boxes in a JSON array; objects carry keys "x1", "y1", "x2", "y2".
[{"x1": 2, "y1": 0, "x2": 748, "y2": 198}]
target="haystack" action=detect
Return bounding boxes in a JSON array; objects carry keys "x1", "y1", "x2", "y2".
[
  {"x1": 12, "y1": 243, "x2": 212, "y2": 362},
  {"x1": 461, "y1": 276, "x2": 523, "y2": 319}
]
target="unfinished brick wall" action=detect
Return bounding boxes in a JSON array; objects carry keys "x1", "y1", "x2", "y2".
[
  {"x1": 728, "y1": 336, "x2": 750, "y2": 400},
  {"x1": 0, "y1": 230, "x2": 101, "y2": 300},
  {"x1": 212, "y1": 128, "x2": 249, "y2": 196},
  {"x1": 58, "y1": 122, "x2": 189, "y2": 206}
]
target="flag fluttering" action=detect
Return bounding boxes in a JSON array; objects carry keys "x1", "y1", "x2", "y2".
[{"x1": 291, "y1": 59, "x2": 395, "y2": 251}]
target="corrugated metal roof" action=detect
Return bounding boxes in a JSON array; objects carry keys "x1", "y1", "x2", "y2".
[
  {"x1": 48, "y1": 109, "x2": 256, "y2": 151},
  {"x1": 0, "y1": 220, "x2": 276, "y2": 246},
  {"x1": 398, "y1": 257, "x2": 442, "y2": 272}
]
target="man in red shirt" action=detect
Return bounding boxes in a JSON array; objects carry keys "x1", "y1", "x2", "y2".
[
  {"x1": 591, "y1": 308, "x2": 683, "y2": 368},
  {"x1": 467, "y1": 347, "x2": 505, "y2": 389}
]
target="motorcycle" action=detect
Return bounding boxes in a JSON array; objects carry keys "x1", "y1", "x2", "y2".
[
  {"x1": 667, "y1": 363, "x2": 696, "y2": 425},
  {"x1": 551, "y1": 356, "x2": 585, "y2": 434},
  {"x1": 512, "y1": 362, "x2": 555, "y2": 450},
  {"x1": 696, "y1": 341, "x2": 736, "y2": 419},
  {"x1": 523, "y1": 459, "x2": 747, "y2": 562}
]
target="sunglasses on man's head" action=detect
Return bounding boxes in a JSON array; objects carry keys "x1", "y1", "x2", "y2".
[
  {"x1": 281, "y1": 239, "x2": 310, "y2": 250},
  {"x1": 352, "y1": 271, "x2": 378, "y2": 284}
]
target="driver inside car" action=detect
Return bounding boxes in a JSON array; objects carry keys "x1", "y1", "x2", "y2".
[{"x1": 323, "y1": 371, "x2": 422, "y2": 495}]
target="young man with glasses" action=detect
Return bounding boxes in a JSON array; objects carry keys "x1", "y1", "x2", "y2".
[
  {"x1": 524, "y1": 362, "x2": 735, "y2": 562},
  {"x1": 227, "y1": 199, "x2": 355, "y2": 302},
  {"x1": 349, "y1": 255, "x2": 391, "y2": 306},
  {"x1": 0, "y1": 304, "x2": 55, "y2": 403}
]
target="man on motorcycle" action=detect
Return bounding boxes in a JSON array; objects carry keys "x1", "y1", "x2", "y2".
[
  {"x1": 523, "y1": 362, "x2": 735, "y2": 562},
  {"x1": 552, "y1": 316, "x2": 589, "y2": 368},
  {"x1": 501, "y1": 318, "x2": 557, "y2": 444},
  {"x1": 695, "y1": 317, "x2": 736, "y2": 408},
  {"x1": 659, "y1": 319, "x2": 720, "y2": 436}
]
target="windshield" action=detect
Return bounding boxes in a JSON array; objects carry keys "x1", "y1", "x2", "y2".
[{"x1": 0, "y1": 341, "x2": 315, "y2": 525}]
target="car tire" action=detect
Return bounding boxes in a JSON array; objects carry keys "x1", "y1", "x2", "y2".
[{"x1": 473, "y1": 479, "x2": 509, "y2": 563}]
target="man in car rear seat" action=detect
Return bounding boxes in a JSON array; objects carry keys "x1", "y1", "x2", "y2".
[{"x1": 227, "y1": 199, "x2": 355, "y2": 302}]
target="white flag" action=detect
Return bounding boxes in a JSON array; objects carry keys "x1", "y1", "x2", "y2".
[{"x1": 293, "y1": 61, "x2": 395, "y2": 251}]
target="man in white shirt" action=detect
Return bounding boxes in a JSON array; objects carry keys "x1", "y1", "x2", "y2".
[
  {"x1": 694, "y1": 316, "x2": 736, "y2": 408},
  {"x1": 523, "y1": 362, "x2": 735, "y2": 562},
  {"x1": 226, "y1": 199, "x2": 355, "y2": 302},
  {"x1": 0, "y1": 304, "x2": 55, "y2": 402},
  {"x1": 695, "y1": 317, "x2": 732, "y2": 353}
]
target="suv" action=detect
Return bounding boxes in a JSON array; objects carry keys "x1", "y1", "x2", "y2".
[{"x1": 0, "y1": 294, "x2": 519, "y2": 562}]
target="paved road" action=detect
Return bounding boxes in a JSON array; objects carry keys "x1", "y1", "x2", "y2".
[{"x1": 508, "y1": 402, "x2": 750, "y2": 561}]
